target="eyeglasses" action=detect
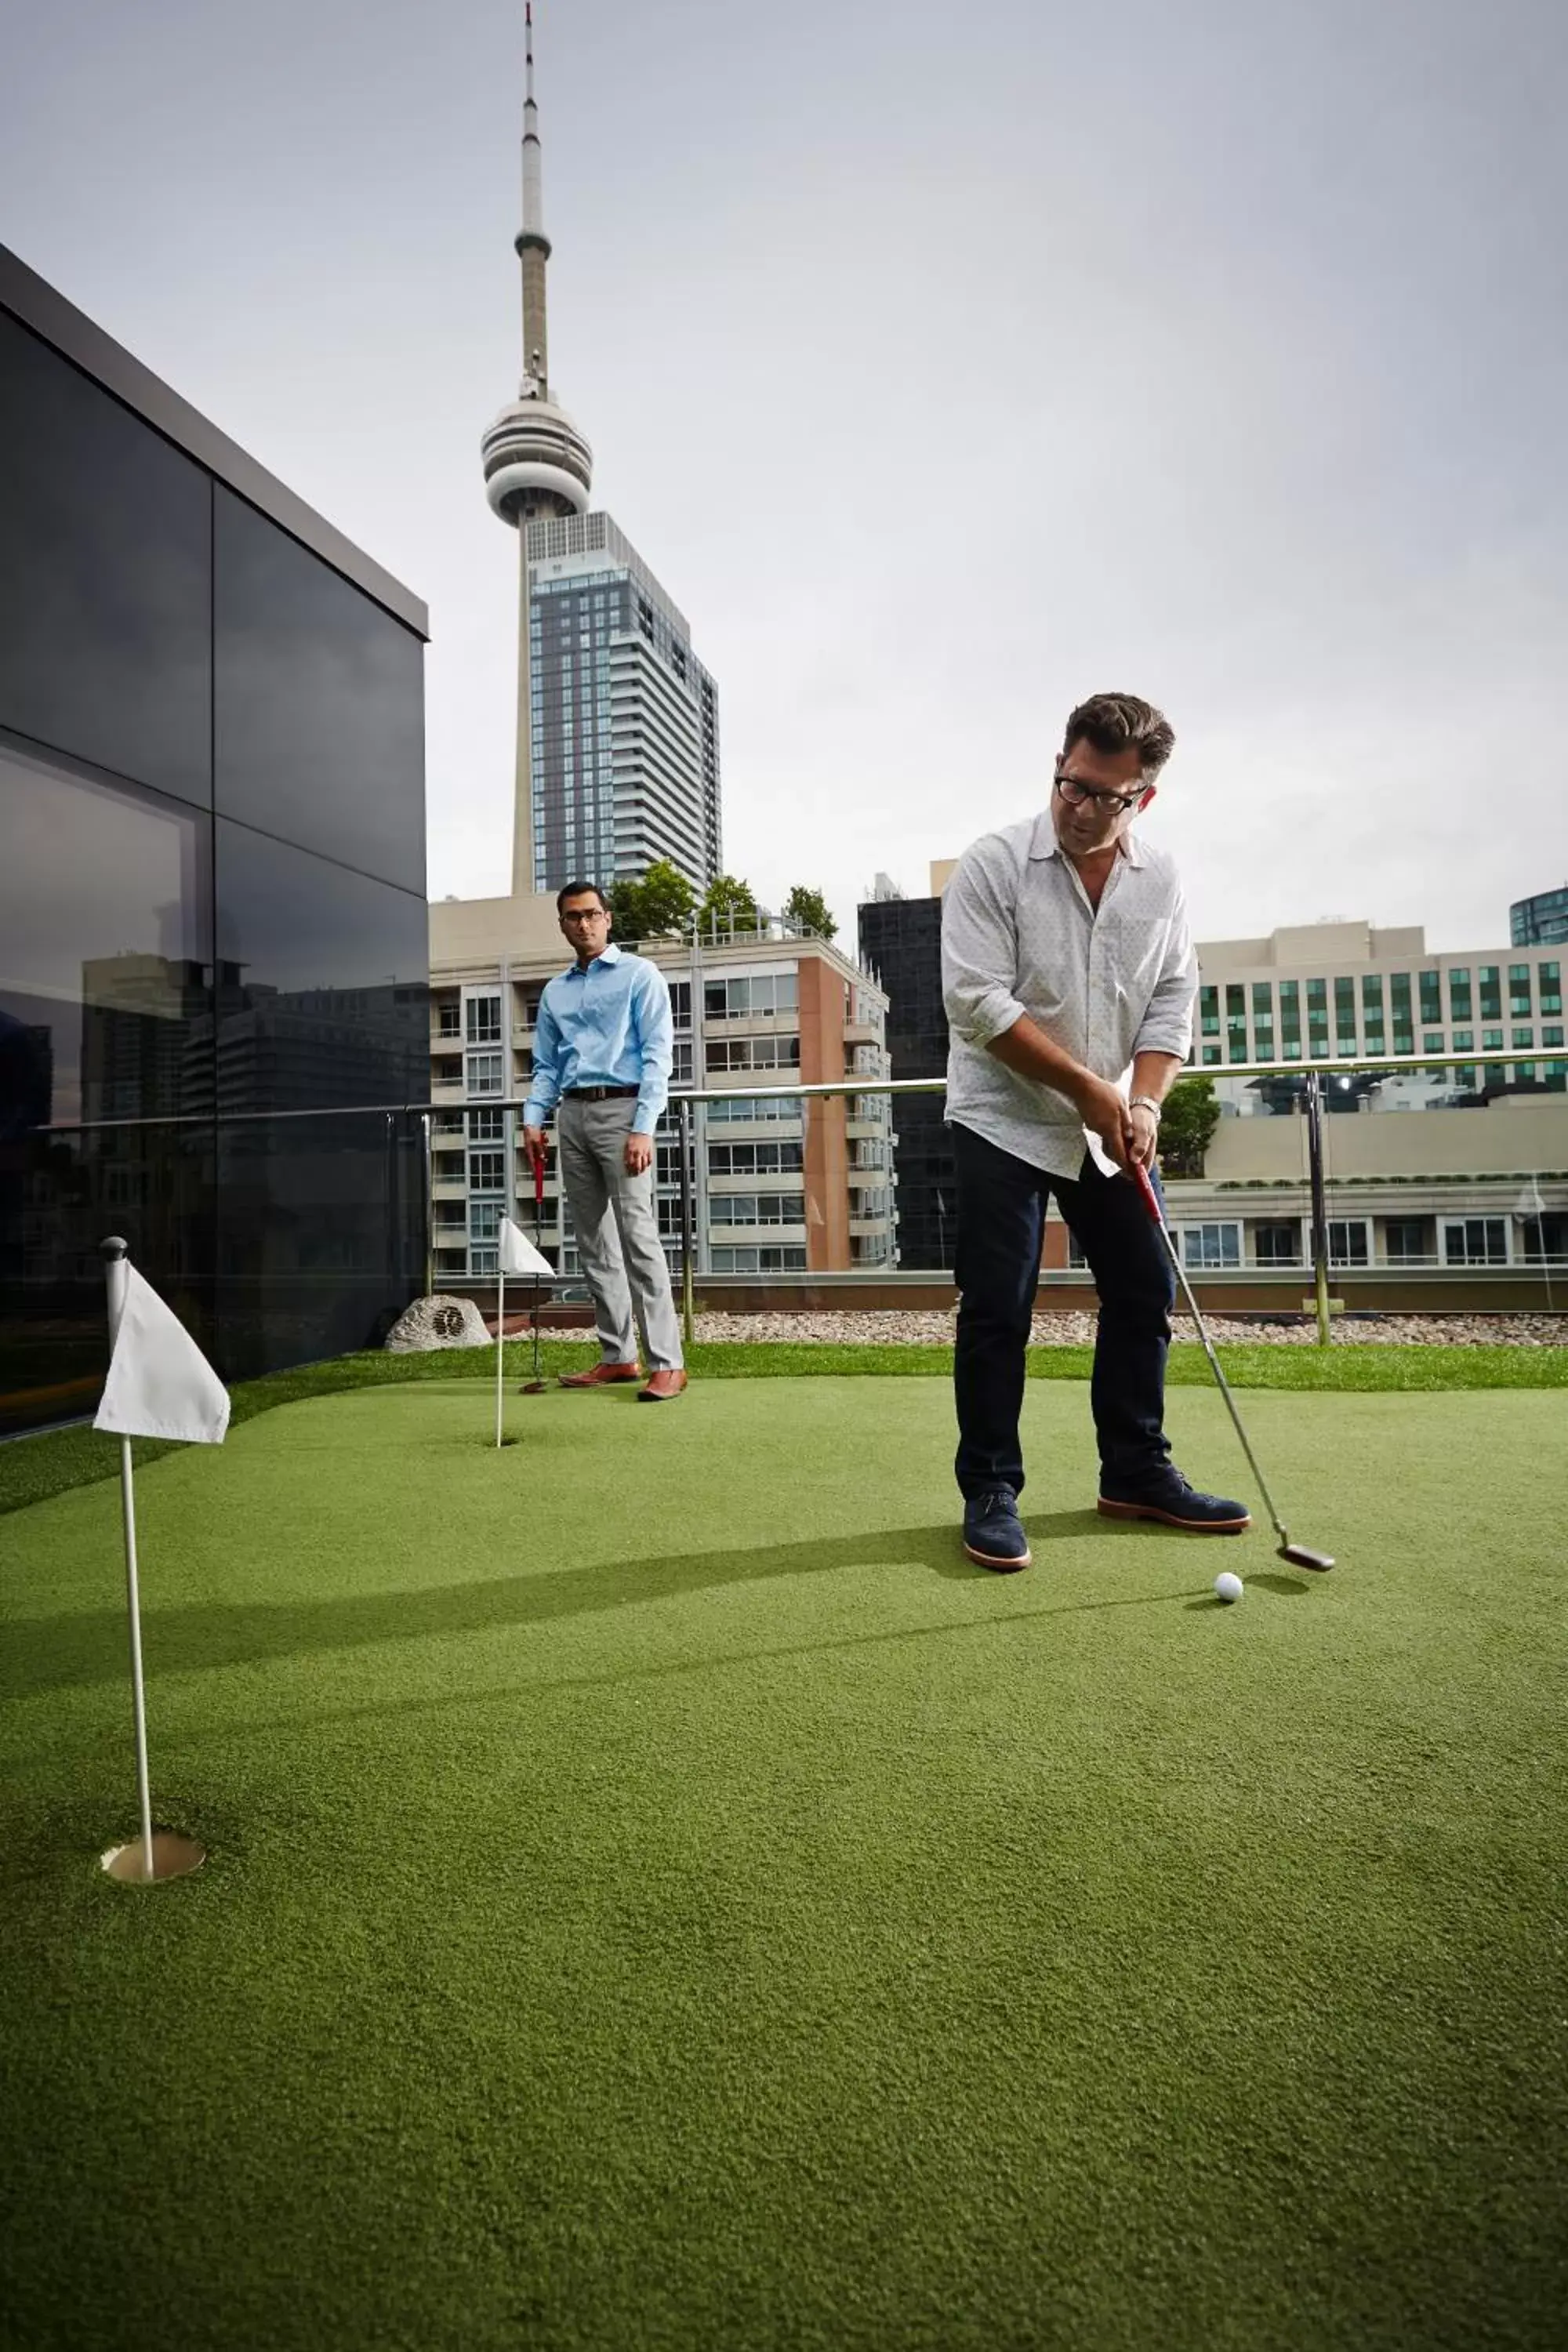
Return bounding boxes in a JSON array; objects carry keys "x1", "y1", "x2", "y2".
[
  {"x1": 1054, "y1": 771, "x2": 1148, "y2": 816},
  {"x1": 561, "y1": 907, "x2": 608, "y2": 924}
]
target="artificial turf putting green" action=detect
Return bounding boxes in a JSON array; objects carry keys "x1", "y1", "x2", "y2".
[{"x1": 2, "y1": 1377, "x2": 1564, "y2": 2350}]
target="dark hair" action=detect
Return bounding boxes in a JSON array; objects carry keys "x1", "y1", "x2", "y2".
[
  {"x1": 556, "y1": 880, "x2": 607, "y2": 914},
  {"x1": 1062, "y1": 691, "x2": 1175, "y2": 782}
]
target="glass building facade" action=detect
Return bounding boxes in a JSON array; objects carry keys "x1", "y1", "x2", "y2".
[
  {"x1": 858, "y1": 893, "x2": 953, "y2": 1268},
  {"x1": 1512, "y1": 887, "x2": 1568, "y2": 948},
  {"x1": 1, "y1": 253, "x2": 429, "y2": 1435}
]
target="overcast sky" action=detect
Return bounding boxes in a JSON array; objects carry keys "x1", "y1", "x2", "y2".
[{"x1": 5, "y1": 0, "x2": 1566, "y2": 949}]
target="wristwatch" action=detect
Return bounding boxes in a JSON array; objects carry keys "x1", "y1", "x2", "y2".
[{"x1": 1129, "y1": 1095, "x2": 1162, "y2": 1121}]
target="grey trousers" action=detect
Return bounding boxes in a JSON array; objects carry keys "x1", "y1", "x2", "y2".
[{"x1": 557, "y1": 1094, "x2": 684, "y2": 1371}]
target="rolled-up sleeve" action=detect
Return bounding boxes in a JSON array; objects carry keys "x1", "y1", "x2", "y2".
[
  {"x1": 942, "y1": 839, "x2": 1027, "y2": 1047},
  {"x1": 630, "y1": 963, "x2": 673, "y2": 1134},
  {"x1": 1132, "y1": 889, "x2": 1197, "y2": 1062}
]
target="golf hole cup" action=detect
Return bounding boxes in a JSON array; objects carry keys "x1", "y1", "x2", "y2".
[{"x1": 1214, "y1": 1571, "x2": 1245, "y2": 1605}]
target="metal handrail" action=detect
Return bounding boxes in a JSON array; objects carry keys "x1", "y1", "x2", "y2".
[{"x1": 31, "y1": 1045, "x2": 1563, "y2": 1136}]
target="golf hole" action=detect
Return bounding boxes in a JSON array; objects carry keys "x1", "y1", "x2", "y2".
[{"x1": 100, "y1": 1832, "x2": 206, "y2": 1885}]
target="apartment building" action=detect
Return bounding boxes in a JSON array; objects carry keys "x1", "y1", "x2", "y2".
[{"x1": 427, "y1": 898, "x2": 895, "y2": 1289}]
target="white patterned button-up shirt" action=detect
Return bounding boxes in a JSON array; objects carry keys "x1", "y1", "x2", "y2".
[{"x1": 941, "y1": 811, "x2": 1197, "y2": 1178}]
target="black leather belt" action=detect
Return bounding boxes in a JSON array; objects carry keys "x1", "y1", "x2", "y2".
[{"x1": 565, "y1": 1084, "x2": 640, "y2": 1101}]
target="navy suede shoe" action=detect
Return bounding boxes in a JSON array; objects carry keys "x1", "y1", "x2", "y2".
[
  {"x1": 1098, "y1": 1468, "x2": 1250, "y2": 1535},
  {"x1": 962, "y1": 1488, "x2": 1032, "y2": 1571}
]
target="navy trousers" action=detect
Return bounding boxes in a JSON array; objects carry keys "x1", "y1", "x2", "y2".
[{"x1": 951, "y1": 1120, "x2": 1177, "y2": 1501}]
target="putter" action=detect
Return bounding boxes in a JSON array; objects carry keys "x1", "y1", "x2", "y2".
[
  {"x1": 520, "y1": 1147, "x2": 550, "y2": 1396},
  {"x1": 1131, "y1": 1160, "x2": 1334, "y2": 1570}
]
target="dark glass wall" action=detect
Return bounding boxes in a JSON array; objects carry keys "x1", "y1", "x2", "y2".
[
  {"x1": 858, "y1": 896, "x2": 956, "y2": 1269},
  {"x1": 0, "y1": 308, "x2": 426, "y2": 1432}
]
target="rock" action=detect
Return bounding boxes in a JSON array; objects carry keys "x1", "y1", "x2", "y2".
[{"x1": 384, "y1": 1294, "x2": 492, "y2": 1352}]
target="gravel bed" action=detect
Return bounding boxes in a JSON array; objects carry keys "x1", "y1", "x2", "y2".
[{"x1": 695, "y1": 1309, "x2": 1568, "y2": 1349}]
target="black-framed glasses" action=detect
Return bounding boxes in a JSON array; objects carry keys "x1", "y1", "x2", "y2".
[{"x1": 1054, "y1": 771, "x2": 1148, "y2": 815}]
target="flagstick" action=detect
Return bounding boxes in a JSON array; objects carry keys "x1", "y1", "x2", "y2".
[
  {"x1": 102, "y1": 1238, "x2": 155, "y2": 1882},
  {"x1": 118, "y1": 1435, "x2": 157, "y2": 1881},
  {"x1": 495, "y1": 1265, "x2": 506, "y2": 1447}
]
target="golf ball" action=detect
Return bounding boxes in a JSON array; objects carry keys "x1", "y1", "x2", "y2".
[{"x1": 1214, "y1": 1571, "x2": 1245, "y2": 1605}]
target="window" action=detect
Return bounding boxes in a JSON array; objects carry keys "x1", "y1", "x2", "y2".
[
  {"x1": 1385, "y1": 1218, "x2": 1430, "y2": 1264},
  {"x1": 1509, "y1": 964, "x2": 1533, "y2": 1018},
  {"x1": 705, "y1": 1036, "x2": 801, "y2": 1073},
  {"x1": 1389, "y1": 974, "x2": 1413, "y2": 1052},
  {"x1": 1544, "y1": 1027, "x2": 1565, "y2": 1049},
  {"x1": 704, "y1": 973, "x2": 799, "y2": 1019},
  {"x1": 710, "y1": 1193, "x2": 806, "y2": 1226},
  {"x1": 1327, "y1": 1220, "x2": 1369, "y2": 1267},
  {"x1": 1251, "y1": 980, "x2": 1274, "y2": 1054},
  {"x1": 465, "y1": 1051, "x2": 503, "y2": 1094},
  {"x1": 1422, "y1": 1033, "x2": 1445, "y2": 1053},
  {"x1": 1361, "y1": 974, "x2": 1385, "y2": 1043},
  {"x1": 710, "y1": 1246, "x2": 808, "y2": 1272},
  {"x1": 1481, "y1": 1030, "x2": 1504, "y2": 1052},
  {"x1": 1452, "y1": 1029, "x2": 1474, "y2": 1051},
  {"x1": 667, "y1": 980, "x2": 691, "y2": 1025},
  {"x1": 1539, "y1": 961, "x2": 1562, "y2": 1015},
  {"x1": 468, "y1": 1200, "x2": 500, "y2": 1243},
  {"x1": 1201, "y1": 1044, "x2": 1221, "y2": 1066},
  {"x1": 1419, "y1": 971, "x2": 1443, "y2": 1025},
  {"x1": 707, "y1": 1094, "x2": 803, "y2": 1125},
  {"x1": 1254, "y1": 1221, "x2": 1300, "y2": 1265},
  {"x1": 465, "y1": 994, "x2": 502, "y2": 1044},
  {"x1": 436, "y1": 1002, "x2": 461, "y2": 1037},
  {"x1": 708, "y1": 1141, "x2": 804, "y2": 1175},
  {"x1": 1513, "y1": 1028, "x2": 1534, "y2": 1050},
  {"x1": 1181, "y1": 1223, "x2": 1240, "y2": 1269},
  {"x1": 468, "y1": 1150, "x2": 505, "y2": 1192},
  {"x1": 1199, "y1": 985, "x2": 1219, "y2": 1038},
  {"x1": 1446, "y1": 967, "x2": 1472, "y2": 1021},
  {"x1": 1307, "y1": 978, "x2": 1329, "y2": 1054},
  {"x1": 1444, "y1": 1218, "x2": 1507, "y2": 1266},
  {"x1": 1479, "y1": 966, "x2": 1501, "y2": 1020},
  {"x1": 1334, "y1": 975, "x2": 1357, "y2": 1053},
  {"x1": 467, "y1": 1108, "x2": 503, "y2": 1142}
]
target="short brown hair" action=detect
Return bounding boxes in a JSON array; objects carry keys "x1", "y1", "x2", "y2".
[
  {"x1": 556, "y1": 880, "x2": 607, "y2": 914},
  {"x1": 1062, "y1": 692, "x2": 1175, "y2": 782}
]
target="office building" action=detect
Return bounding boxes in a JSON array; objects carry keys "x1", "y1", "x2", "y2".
[
  {"x1": 480, "y1": 9, "x2": 720, "y2": 899},
  {"x1": 858, "y1": 873, "x2": 955, "y2": 1268},
  {"x1": 0, "y1": 246, "x2": 429, "y2": 1434},
  {"x1": 1512, "y1": 887, "x2": 1568, "y2": 949}
]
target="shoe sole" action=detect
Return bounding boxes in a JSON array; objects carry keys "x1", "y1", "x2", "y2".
[
  {"x1": 963, "y1": 1539, "x2": 1033, "y2": 1572},
  {"x1": 1097, "y1": 1498, "x2": 1250, "y2": 1535}
]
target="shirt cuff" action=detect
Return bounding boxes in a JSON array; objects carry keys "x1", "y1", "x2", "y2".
[{"x1": 951, "y1": 988, "x2": 1027, "y2": 1048}]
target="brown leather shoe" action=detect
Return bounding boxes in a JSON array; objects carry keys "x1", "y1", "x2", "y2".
[
  {"x1": 637, "y1": 1369, "x2": 688, "y2": 1402},
  {"x1": 557, "y1": 1361, "x2": 641, "y2": 1388}
]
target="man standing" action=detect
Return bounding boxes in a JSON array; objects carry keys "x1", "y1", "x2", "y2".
[
  {"x1": 523, "y1": 882, "x2": 687, "y2": 1401},
  {"x1": 941, "y1": 691, "x2": 1246, "y2": 1569}
]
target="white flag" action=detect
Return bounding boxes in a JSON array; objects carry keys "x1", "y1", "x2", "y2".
[
  {"x1": 95, "y1": 1265, "x2": 230, "y2": 1445},
  {"x1": 1514, "y1": 1178, "x2": 1547, "y2": 1221},
  {"x1": 498, "y1": 1215, "x2": 553, "y2": 1277}
]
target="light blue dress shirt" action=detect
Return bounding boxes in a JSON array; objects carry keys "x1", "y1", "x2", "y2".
[{"x1": 523, "y1": 944, "x2": 674, "y2": 1137}]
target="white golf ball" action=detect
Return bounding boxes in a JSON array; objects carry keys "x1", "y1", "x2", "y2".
[{"x1": 1214, "y1": 1571, "x2": 1245, "y2": 1605}]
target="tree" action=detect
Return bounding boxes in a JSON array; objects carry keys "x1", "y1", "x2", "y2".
[
  {"x1": 1157, "y1": 1073, "x2": 1222, "y2": 1178},
  {"x1": 607, "y1": 859, "x2": 694, "y2": 945},
  {"x1": 782, "y1": 884, "x2": 837, "y2": 942},
  {"x1": 697, "y1": 873, "x2": 760, "y2": 937}
]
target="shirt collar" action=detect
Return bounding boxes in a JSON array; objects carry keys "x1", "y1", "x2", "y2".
[
  {"x1": 1029, "y1": 810, "x2": 1145, "y2": 869},
  {"x1": 564, "y1": 942, "x2": 623, "y2": 978}
]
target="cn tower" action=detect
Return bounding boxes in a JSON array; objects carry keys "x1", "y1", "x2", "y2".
[{"x1": 480, "y1": 2, "x2": 593, "y2": 898}]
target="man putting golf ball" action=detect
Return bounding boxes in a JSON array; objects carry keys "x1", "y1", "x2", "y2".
[{"x1": 942, "y1": 691, "x2": 1250, "y2": 1571}]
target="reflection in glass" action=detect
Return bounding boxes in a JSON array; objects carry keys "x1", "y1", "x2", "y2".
[
  {"x1": 214, "y1": 819, "x2": 427, "y2": 1115},
  {"x1": 0, "y1": 310, "x2": 211, "y2": 805},
  {"x1": 215, "y1": 489, "x2": 426, "y2": 894}
]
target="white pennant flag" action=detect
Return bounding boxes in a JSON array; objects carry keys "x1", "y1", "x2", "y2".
[
  {"x1": 499, "y1": 1214, "x2": 553, "y2": 1277},
  {"x1": 1514, "y1": 1178, "x2": 1547, "y2": 1221},
  {"x1": 94, "y1": 1265, "x2": 230, "y2": 1445}
]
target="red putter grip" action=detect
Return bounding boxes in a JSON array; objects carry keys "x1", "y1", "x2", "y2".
[
  {"x1": 534, "y1": 1152, "x2": 546, "y2": 1207},
  {"x1": 1131, "y1": 1160, "x2": 1162, "y2": 1224}
]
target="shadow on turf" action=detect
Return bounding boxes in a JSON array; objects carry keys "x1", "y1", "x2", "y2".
[{"x1": 0, "y1": 1511, "x2": 1206, "y2": 1697}]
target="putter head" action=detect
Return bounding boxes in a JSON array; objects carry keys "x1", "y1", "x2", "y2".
[{"x1": 1278, "y1": 1540, "x2": 1334, "y2": 1572}]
